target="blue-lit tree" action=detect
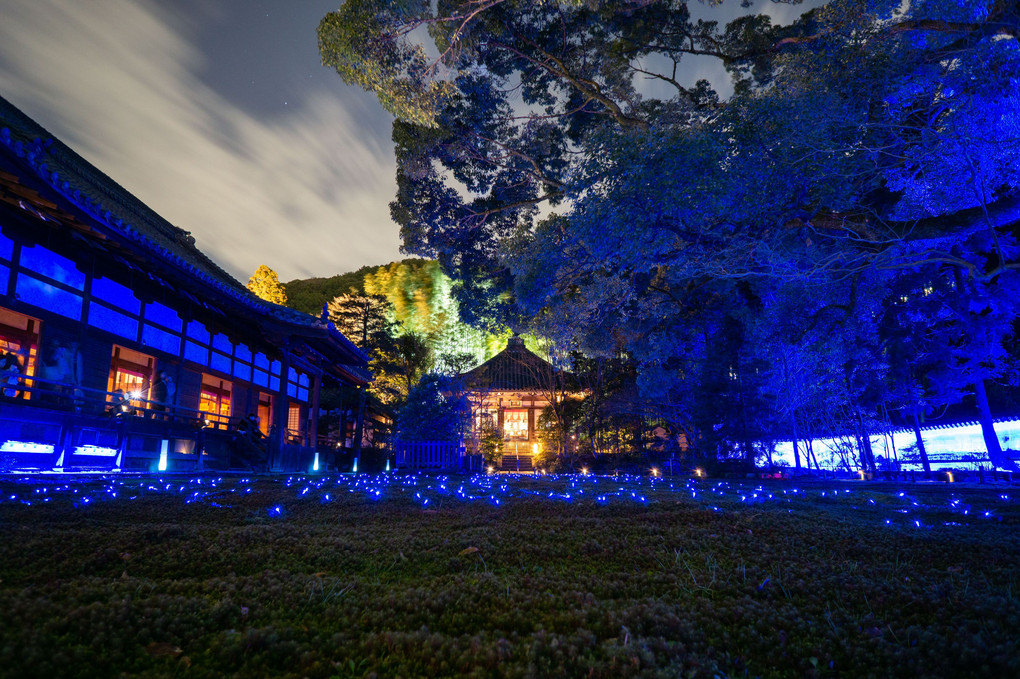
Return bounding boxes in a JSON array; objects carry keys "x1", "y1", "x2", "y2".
[
  {"x1": 394, "y1": 373, "x2": 471, "y2": 442},
  {"x1": 322, "y1": 0, "x2": 1020, "y2": 466}
]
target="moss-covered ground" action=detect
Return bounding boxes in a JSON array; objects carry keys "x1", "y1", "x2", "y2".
[{"x1": 0, "y1": 473, "x2": 1018, "y2": 678}]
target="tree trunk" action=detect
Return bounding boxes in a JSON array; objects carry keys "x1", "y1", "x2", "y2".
[
  {"x1": 862, "y1": 431, "x2": 877, "y2": 474},
  {"x1": 881, "y1": 403, "x2": 898, "y2": 468},
  {"x1": 856, "y1": 413, "x2": 877, "y2": 474},
  {"x1": 910, "y1": 402, "x2": 931, "y2": 474},
  {"x1": 973, "y1": 379, "x2": 1014, "y2": 470},
  {"x1": 806, "y1": 432, "x2": 820, "y2": 470},
  {"x1": 791, "y1": 411, "x2": 802, "y2": 471}
]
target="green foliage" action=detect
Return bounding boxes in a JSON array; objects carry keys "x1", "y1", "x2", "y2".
[
  {"x1": 365, "y1": 259, "x2": 505, "y2": 369},
  {"x1": 318, "y1": 0, "x2": 457, "y2": 127},
  {"x1": 327, "y1": 292, "x2": 395, "y2": 350},
  {"x1": 477, "y1": 420, "x2": 504, "y2": 465},
  {"x1": 290, "y1": 259, "x2": 507, "y2": 370},
  {"x1": 284, "y1": 264, "x2": 379, "y2": 316}
]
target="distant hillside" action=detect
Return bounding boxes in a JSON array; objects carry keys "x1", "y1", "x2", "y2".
[{"x1": 284, "y1": 262, "x2": 401, "y2": 316}]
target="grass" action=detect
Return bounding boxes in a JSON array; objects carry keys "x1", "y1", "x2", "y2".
[{"x1": 0, "y1": 473, "x2": 1018, "y2": 678}]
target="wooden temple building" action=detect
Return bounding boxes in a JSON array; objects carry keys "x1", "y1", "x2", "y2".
[
  {"x1": 0, "y1": 94, "x2": 370, "y2": 472},
  {"x1": 458, "y1": 335, "x2": 580, "y2": 472}
]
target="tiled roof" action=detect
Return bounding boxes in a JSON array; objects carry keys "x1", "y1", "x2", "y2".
[
  {"x1": 0, "y1": 94, "x2": 368, "y2": 367},
  {"x1": 460, "y1": 336, "x2": 565, "y2": 392}
]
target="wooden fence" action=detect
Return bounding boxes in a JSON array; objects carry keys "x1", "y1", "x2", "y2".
[{"x1": 394, "y1": 440, "x2": 463, "y2": 470}]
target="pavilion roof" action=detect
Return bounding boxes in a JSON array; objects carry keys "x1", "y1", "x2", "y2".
[{"x1": 459, "y1": 336, "x2": 572, "y2": 392}]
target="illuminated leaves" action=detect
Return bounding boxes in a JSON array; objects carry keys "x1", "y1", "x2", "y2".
[
  {"x1": 246, "y1": 264, "x2": 288, "y2": 305},
  {"x1": 318, "y1": 1, "x2": 455, "y2": 127}
]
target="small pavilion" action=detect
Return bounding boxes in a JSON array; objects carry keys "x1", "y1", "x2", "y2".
[{"x1": 458, "y1": 335, "x2": 579, "y2": 468}]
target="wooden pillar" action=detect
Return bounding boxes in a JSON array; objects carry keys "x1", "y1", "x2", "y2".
[
  {"x1": 309, "y1": 371, "x2": 321, "y2": 452},
  {"x1": 270, "y1": 347, "x2": 290, "y2": 471},
  {"x1": 353, "y1": 385, "x2": 366, "y2": 459}
]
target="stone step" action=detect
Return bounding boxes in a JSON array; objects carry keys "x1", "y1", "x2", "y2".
[{"x1": 499, "y1": 454, "x2": 534, "y2": 472}]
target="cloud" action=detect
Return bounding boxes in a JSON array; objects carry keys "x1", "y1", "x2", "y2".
[{"x1": 0, "y1": 0, "x2": 402, "y2": 281}]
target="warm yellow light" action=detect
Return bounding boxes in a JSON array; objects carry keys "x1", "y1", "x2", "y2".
[
  {"x1": 581, "y1": 467, "x2": 589, "y2": 476},
  {"x1": 487, "y1": 465, "x2": 494, "y2": 474},
  {"x1": 694, "y1": 468, "x2": 703, "y2": 478},
  {"x1": 859, "y1": 470, "x2": 866, "y2": 480},
  {"x1": 651, "y1": 467, "x2": 659, "y2": 477},
  {"x1": 947, "y1": 471, "x2": 954, "y2": 483},
  {"x1": 532, "y1": 443, "x2": 539, "y2": 455}
]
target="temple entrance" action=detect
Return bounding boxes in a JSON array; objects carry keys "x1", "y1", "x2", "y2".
[
  {"x1": 0, "y1": 307, "x2": 39, "y2": 400},
  {"x1": 199, "y1": 374, "x2": 232, "y2": 428},
  {"x1": 257, "y1": 391, "x2": 273, "y2": 437},
  {"x1": 108, "y1": 345, "x2": 156, "y2": 412}
]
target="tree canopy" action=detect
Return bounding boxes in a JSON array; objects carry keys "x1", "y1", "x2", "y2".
[
  {"x1": 246, "y1": 264, "x2": 288, "y2": 305},
  {"x1": 322, "y1": 0, "x2": 1019, "y2": 314},
  {"x1": 284, "y1": 264, "x2": 379, "y2": 315},
  {"x1": 321, "y1": 0, "x2": 1020, "y2": 465}
]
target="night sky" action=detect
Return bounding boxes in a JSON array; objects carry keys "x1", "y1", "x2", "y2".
[
  {"x1": 0, "y1": 0, "x2": 401, "y2": 283},
  {"x1": 0, "y1": 0, "x2": 815, "y2": 284}
]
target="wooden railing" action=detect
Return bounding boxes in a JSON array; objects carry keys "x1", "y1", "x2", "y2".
[
  {"x1": 394, "y1": 440, "x2": 463, "y2": 470},
  {"x1": 1, "y1": 370, "x2": 229, "y2": 428}
]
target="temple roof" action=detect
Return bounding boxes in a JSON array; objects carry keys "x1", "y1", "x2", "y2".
[
  {"x1": 0, "y1": 94, "x2": 369, "y2": 373},
  {"x1": 459, "y1": 335, "x2": 570, "y2": 392}
]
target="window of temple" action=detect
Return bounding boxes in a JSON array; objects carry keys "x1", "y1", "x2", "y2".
[
  {"x1": 287, "y1": 403, "x2": 305, "y2": 444},
  {"x1": 0, "y1": 230, "x2": 13, "y2": 261},
  {"x1": 286, "y1": 367, "x2": 309, "y2": 402},
  {"x1": 143, "y1": 302, "x2": 182, "y2": 332},
  {"x1": 210, "y1": 333, "x2": 233, "y2": 374},
  {"x1": 14, "y1": 244, "x2": 85, "y2": 321},
  {"x1": 199, "y1": 374, "x2": 232, "y2": 428},
  {"x1": 269, "y1": 359, "x2": 282, "y2": 391},
  {"x1": 503, "y1": 409, "x2": 529, "y2": 440},
  {"x1": 88, "y1": 302, "x2": 138, "y2": 341},
  {"x1": 19, "y1": 243, "x2": 85, "y2": 290},
  {"x1": 138, "y1": 301, "x2": 183, "y2": 357},
  {"x1": 0, "y1": 307, "x2": 40, "y2": 400},
  {"x1": 184, "y1": 320, "x2": 211, "y2": 367},
  {"x1": 252, "y1": 352, "x2": 271, "y2": 388},
  {"x1": 107, "y1": 345, "x2": 156, "y2": 411},
  {"x1": 257, "y1": 392, "x2": 273, "y2": 437},
  {"x1": 186, "y1": 327, "x2": 275, "y2": 393},
  {"x1": 91, "y1": 276, "x2": 140, "y2": 314},
  {"x1": 232, "y1": 343, "x2": 252, "y2": 382},
  {"x1": 16, "y1": 272, "x2": 83, "y2": 320},
  {"x1": 141, "y1": 324, "x2": 181, "y2": 356}
]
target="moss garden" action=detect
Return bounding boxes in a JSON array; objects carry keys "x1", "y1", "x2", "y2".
[{"x1": 0, "y1": 472, "x2": 1018, "y2": 679}]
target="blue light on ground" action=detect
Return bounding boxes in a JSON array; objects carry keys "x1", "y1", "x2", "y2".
[{"x1": 0, "y1": 472, "x2": 1013, "y2": 533}]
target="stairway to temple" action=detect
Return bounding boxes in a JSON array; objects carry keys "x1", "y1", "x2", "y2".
[{"x1": 499, "y1": 454, "x2": 535, "y2": 473}]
